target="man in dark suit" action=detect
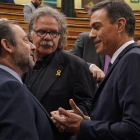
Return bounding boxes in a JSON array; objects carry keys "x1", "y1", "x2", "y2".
[
  {"x1": 0, "y1": 19, "x2": 59, "y2": 140},
  {"x1": 69, "y1": 32, "x2": 105, "y2": 81},
  {"x1": 23, "y1": 0, "x2": 42, "y2": 21},
  {"x1": 22, "y1": 5, "x2": 93, "y2": 140},
  {"x1": 51, "y1": 1, "x2": 140, "y2": 140}
]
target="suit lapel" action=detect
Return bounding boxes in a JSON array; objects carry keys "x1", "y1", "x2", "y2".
[
  {"x1": 36, "y1": 50, "x2": 64, "y2": 101},
  {"x1": 93, "y1": 43, "x2": 138, "y2": 102}
]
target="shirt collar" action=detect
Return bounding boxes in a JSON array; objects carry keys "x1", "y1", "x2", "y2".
[
  {"x1": 111, "y1": 40, "x2": 135, "y2": 64},
  {"x1": 31, "y1": 1, "x2": 39, "y2": 8},
  {"x1": 33, "y1": 51, "x2": 55, "y2": 70},
  {"x1": 0, "y1": 64, "x2": 23, "y2": 83}
]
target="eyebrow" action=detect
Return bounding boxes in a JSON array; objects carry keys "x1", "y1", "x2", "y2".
[
  {"x1": 23, "y1": 35, "x2": 29, "y2": 40},
  {"x1": 91, "y1": 22, "x2": 101, "y2": 27}
]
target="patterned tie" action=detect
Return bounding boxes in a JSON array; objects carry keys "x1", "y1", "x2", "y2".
[{"x1": 104, "y1": 55, "x2": 111, "y2": 74}]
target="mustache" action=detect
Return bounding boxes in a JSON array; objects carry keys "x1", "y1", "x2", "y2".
[{"x1": 40, "y1": 40, "x2": 53, "y2": 47}]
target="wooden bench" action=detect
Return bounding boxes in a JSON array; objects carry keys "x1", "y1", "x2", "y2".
[
  {"x1": 135, "y1": 14, "x2": 140, "y2": 20},
  {"x1": 67, "y1": 36, "x2": 77, "y2": 44},
  {"x1": 76, "y1": 11, "x2": 140, "y2": 20},
  {"x1": 67, "y1": 24, "x2": 91, "y2": 32},
  {"x1": 133, "y1": 10, "x2": 140, "y2": 14},
  {"x1": 65, "y1": 44, "x2": 73, "y2": 50},
  {"x1": 0, "y1": 2, "x2": 24, "y2": 9},
  {"x1": 76, "y1": 11, "x2": 89, "y2": 18},
  {"x1": 0, "y1": 12, "x2": 24, "y2": 20},
  {"x1": 66, "y1": 17, "x2": 90, "y2": 25},
  {"x1": 135, "y1": 28, "x2": 140, "y2": 35},
  {"x1": 0, "y1": 7, "x2": 23, "y2": 14},
  {"x1": 136, "y1": 20, "x2": 140, "y2": 27}
]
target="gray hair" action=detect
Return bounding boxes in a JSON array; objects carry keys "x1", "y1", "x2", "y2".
[
  {"x1": 89, "y1": 0, "x2": 135, "y2": 37},
  {"x1": 0, "y1": 19, "x2": 17, "y2": 54},
  {"x1": 29, "y1": 6, "x2": 67, "y2": 49}
]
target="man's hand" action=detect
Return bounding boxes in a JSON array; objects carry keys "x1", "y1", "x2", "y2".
[
  {"x1": 51, "y1": 111, "x2": 65, "y2": 133},
  {"x1": 69, "y1": 99, "x2": 90, "y2": 120},
  {"x1": 51, "y1": 107, "x2": 83, "y2": 133},
  {"x1": 90, "y1": 64, "x2": 105, "y2": 82}
]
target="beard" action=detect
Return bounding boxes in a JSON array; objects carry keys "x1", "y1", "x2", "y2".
[{"x1": 13, "y1": 47, "x2": 35, "y2": 73}]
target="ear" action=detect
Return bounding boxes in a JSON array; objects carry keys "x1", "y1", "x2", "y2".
[
  {"x1": 116, "y1": 18, "x2": 126, "y2": 34},
  {"x1": 1, "y1": 39, "x2": 14, "y2": 53}
]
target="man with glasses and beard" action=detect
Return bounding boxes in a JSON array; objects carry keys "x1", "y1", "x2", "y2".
[{"x1": 22, "y1": 5, "x2": 93, "y2": 140}]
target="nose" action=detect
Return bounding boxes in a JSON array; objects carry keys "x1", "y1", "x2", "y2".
[
  {"x1": 43, "y1": 33, "x2": 52, "y2": 40},
  {"x1": 89, "y1": 28, "x2": 97, "y2": 39},
  {"x1": 30, "y1": 42, "x2": 36, "y2": 51}
]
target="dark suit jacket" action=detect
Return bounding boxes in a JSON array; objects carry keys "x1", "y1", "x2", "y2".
[
  {"x1": 79, "y1": 43, "x2": 140, "y2": 140},
  {"x1": 0, "y1": 68, "x2": 60, "y2": 140},
  {"x1": 69, "y1": 32, "x2": 105, "y2": 70},
  {"x1": 23, "y1": 49, "x2": 93, "y2": 116}
]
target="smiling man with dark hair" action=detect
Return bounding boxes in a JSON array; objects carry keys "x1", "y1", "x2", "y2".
[{"x1": 51, "y1": 1, "x2": 140, "y2": 140}]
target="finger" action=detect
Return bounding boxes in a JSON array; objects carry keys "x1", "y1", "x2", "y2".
[
  {"x1": 51, "y1": 110, "x2": 60, "y2": 115},
  {"x1": 96, "y1": 72, "x2": 102, "y2": 82},
  {"x1": 68, "y1": 110, "x2": 74, "y2": 113},
  {"x1": 92, "y1": 71, "x2": 97, "y2": 78},
  {"x1": 51, "y1": 111, "x2": 65, "y2": 124},
  {"x1": 58, "y1": 107, "x2": 70, "y2": 117},
  {"x1": 69, "y1": 99, "x2": 79, "y2": 112}
]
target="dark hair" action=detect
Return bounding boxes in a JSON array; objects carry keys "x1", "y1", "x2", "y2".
[
  {"x1": 134, "y1": 36, "x2": 140, "y2": 42},
  {"x1": 0, "y1": 19, "x2": 17, "y2": 53},
  {"x1": 89, "y1": 0, "x2": 135, "y2": 37},
  {"x1": 29, "y1": 6, "x2": 67, "y2": 50}
]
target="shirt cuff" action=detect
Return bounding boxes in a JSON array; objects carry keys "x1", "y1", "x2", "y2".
[{"x1": 89, "y1": 64, "x2": 94, "y2": 73}]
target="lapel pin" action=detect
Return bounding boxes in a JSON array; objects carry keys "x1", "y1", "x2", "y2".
[{"x1": 56, "y1": 70, "x2": 61, "y2": 76}]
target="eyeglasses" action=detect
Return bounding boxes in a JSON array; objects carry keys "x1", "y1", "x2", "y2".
[{"x1": 33, "y1": 30, "x2": 60, "y2": 38}]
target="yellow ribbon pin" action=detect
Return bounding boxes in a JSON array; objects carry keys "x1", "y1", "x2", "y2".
[{"x1": 56, "y1": 70, "x2": 61, "y2": 76}]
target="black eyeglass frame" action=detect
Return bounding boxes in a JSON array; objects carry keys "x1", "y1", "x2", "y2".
[{"x1": 33, "y1": 30, "x2": 60, "y2": 38}]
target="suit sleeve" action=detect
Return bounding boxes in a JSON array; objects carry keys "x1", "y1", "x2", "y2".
[
  {"x1": 73, "y1": 62, "x2": 94, "y2": 116},
  {"x1": 23, "y1": 5, "x2": 32, "y2": 21},
  {"x1": 0, "y1": 81, "x2": 39, "y2": 140},
  {"x1": 79, "y1": 52, "x2": 140, "y2": 140},
  {"x1": 69, "y1": 33, "x2": 84, "y2": 58},
  {"x1": 69, "y1": 33, "x2": 92, "y2": 67}
]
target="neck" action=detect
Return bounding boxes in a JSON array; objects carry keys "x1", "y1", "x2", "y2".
[
  {"x1": 0, "y1": 58, "x2": 24, "y2": 77},
  {"x1": 109, "y1": 34, "x2": 134, "y2": 58}
]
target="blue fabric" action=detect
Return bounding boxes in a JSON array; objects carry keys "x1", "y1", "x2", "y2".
[{"x1": 0, "y1": 0, "x2": 15, "y2": 3}]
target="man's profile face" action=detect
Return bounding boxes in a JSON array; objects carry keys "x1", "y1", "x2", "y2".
[
  {"x1": 89, "y1": 8, "x2": 119, "y2": 57},
  {"x1": 11, "y1": 25, "x2": 35, "y2": 72},
  {"x1": 32, "y1": 15, "x2": 60, "y2": 58}
]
